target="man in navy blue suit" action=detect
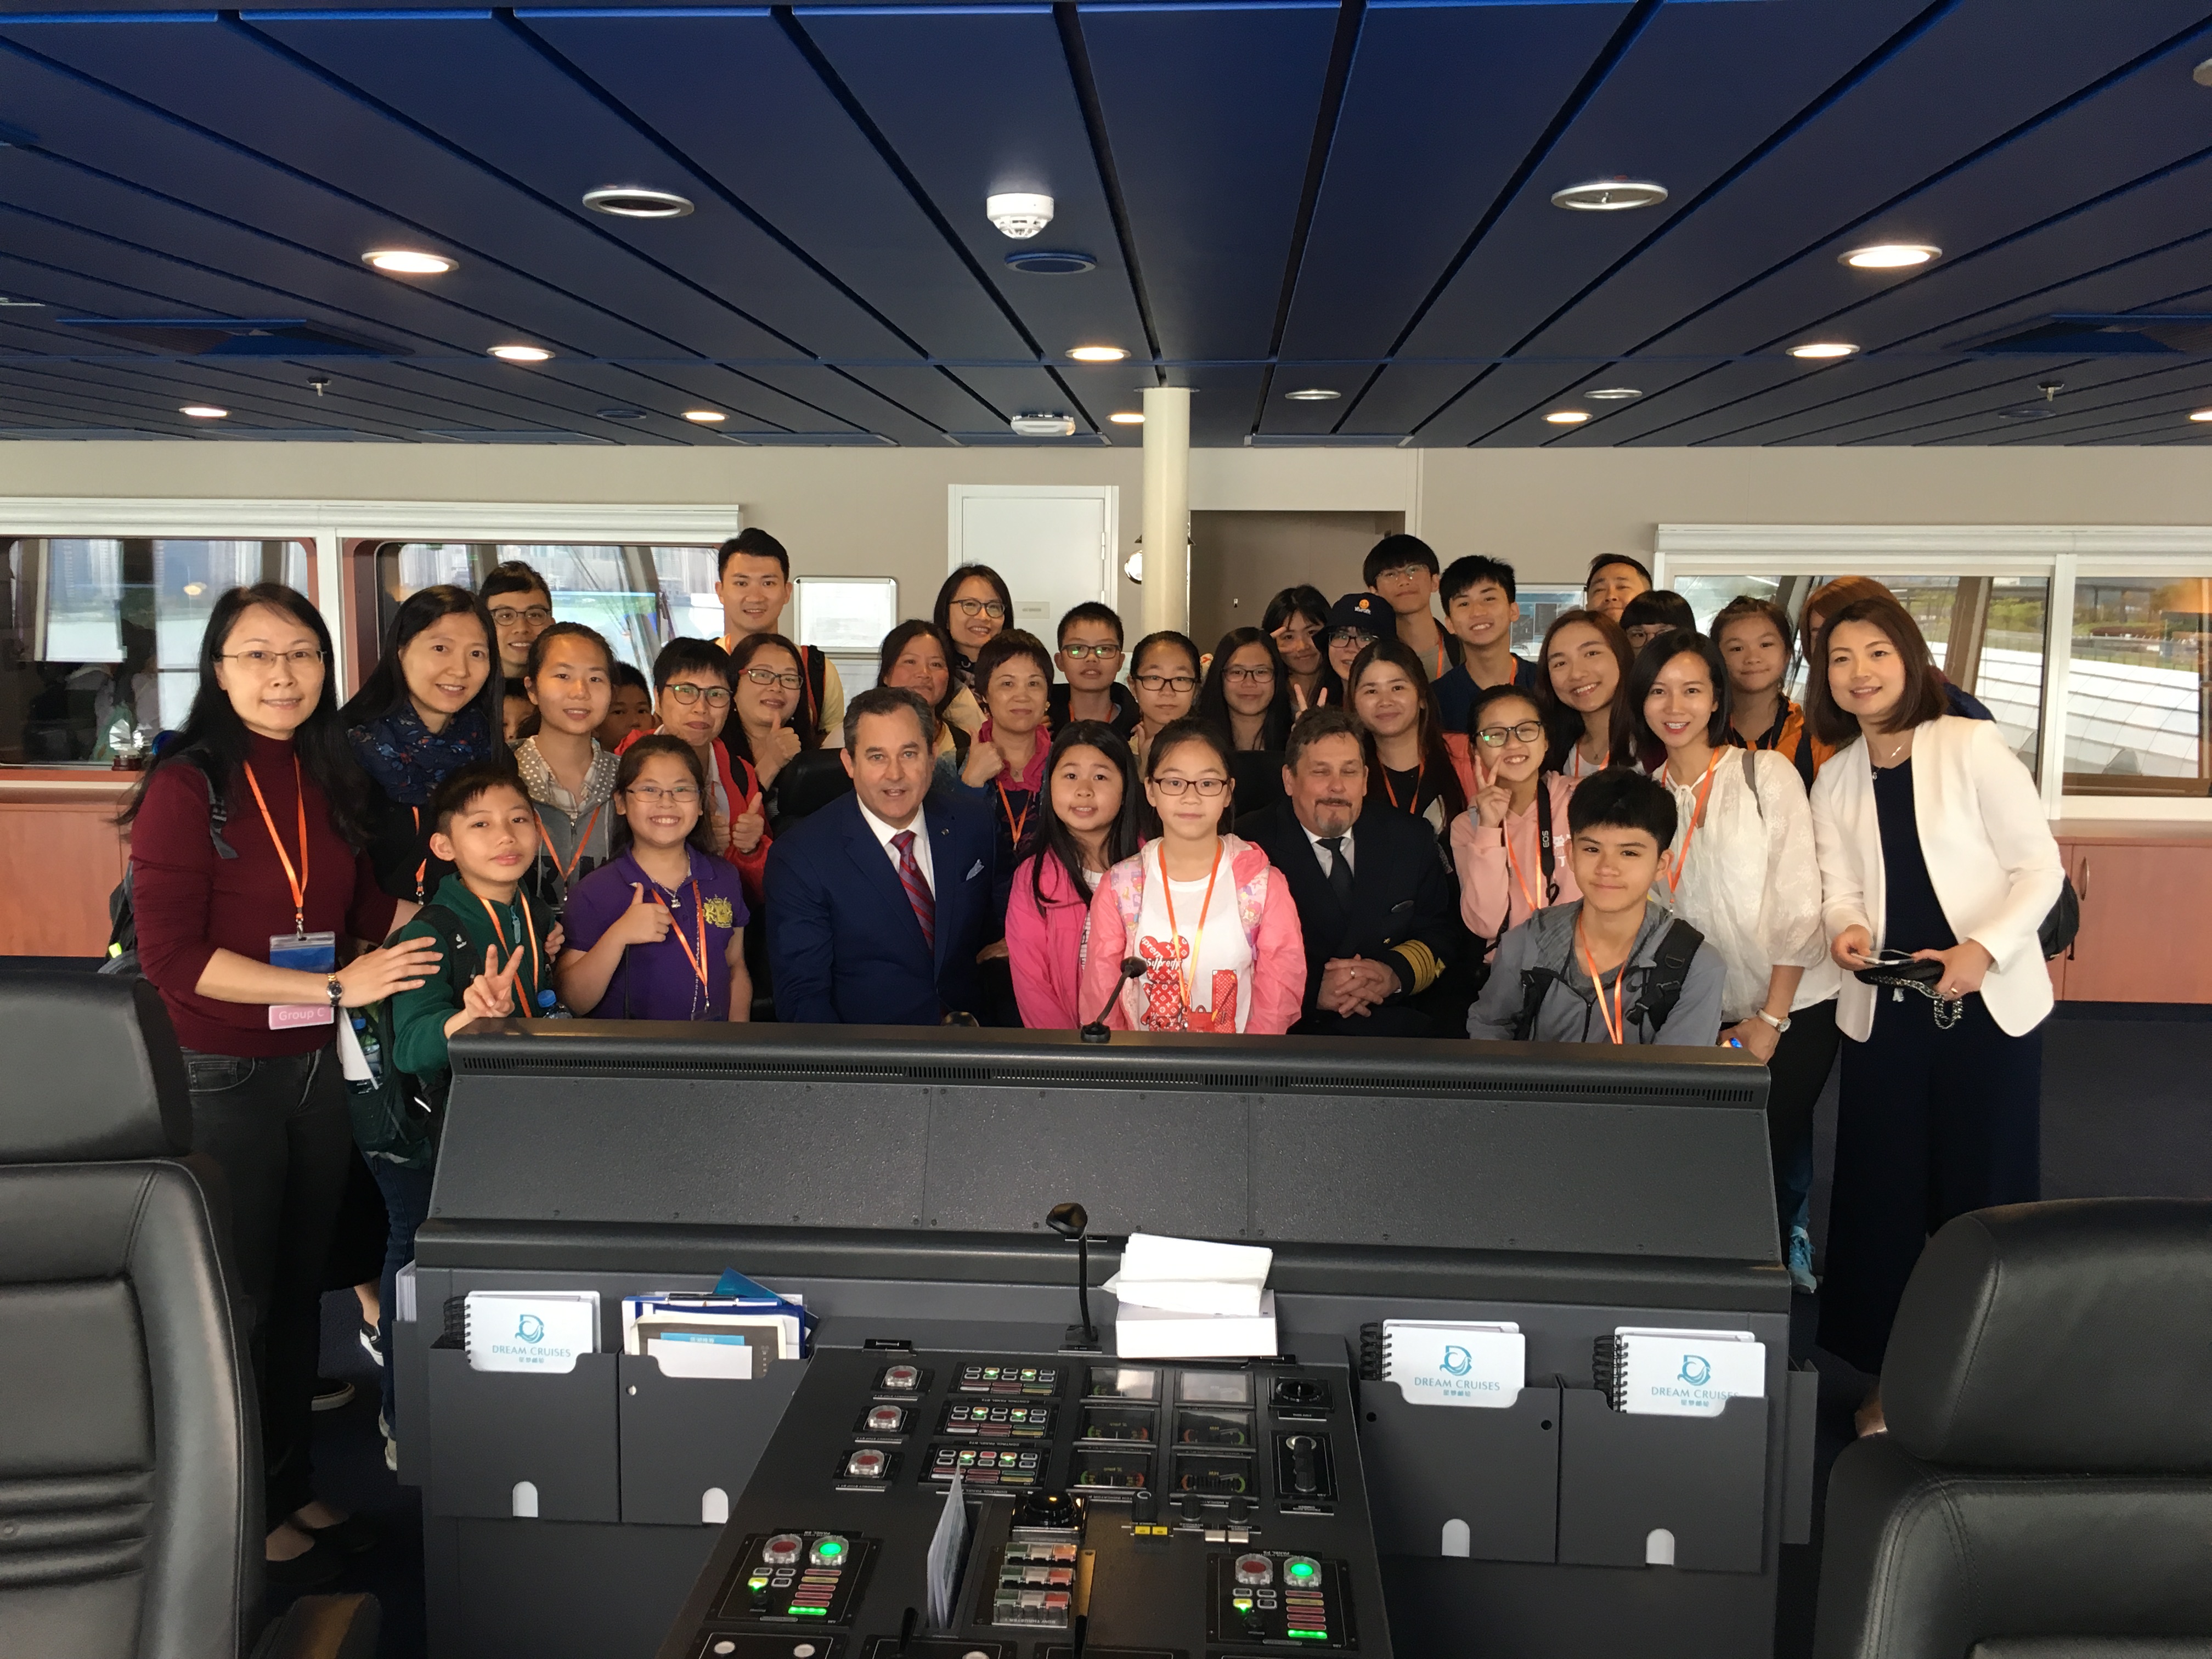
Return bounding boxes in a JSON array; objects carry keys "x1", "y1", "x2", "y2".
[{"x1": 768, "y1": 685, "x2": 999, "y2": 1024}]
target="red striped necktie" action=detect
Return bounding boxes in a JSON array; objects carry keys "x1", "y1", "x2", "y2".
[{"x1": 893, "y1": 828, "x2": 935, "y2": 951}]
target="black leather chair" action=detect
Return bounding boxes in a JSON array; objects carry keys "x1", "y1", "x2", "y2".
[
  {"x1": 1814, "y1": 1198, "x2": 2212, "y2": 1659},
  {"x1": 767, "y1": 746, "x2": 855, "y2": 836},
  {"x1": 0, "y1": 969, "x2": 378, "y2": 1659}
]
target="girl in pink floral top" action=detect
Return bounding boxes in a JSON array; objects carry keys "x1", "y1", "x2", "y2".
[{"x1": 1080, "y1": 719, "x2": 1305, "y2": 1035}]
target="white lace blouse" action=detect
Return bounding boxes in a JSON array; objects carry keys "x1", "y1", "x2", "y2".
[{"x1": 1656, "y1": 746, "x2": 1839, "y2": 1023}]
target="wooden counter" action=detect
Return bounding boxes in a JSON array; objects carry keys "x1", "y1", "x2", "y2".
[
  {"x1": 2049, "y1": 820, "x2": 2212, "y2": 1004},
  {"x1": 0, "y1": 769, "x2": 134, "y2": 957}
]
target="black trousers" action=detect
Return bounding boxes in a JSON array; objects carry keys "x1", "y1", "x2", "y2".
[
  {"x1": 1818, "y1": 991, "x2": 2042, "y2": 1374},
  {"x1": 1764, "y1": 998, "x2": 1841, "y2": 1248},
  {"x1": 181, "y1": 1045, "x2": 353, "y2": 1526}
]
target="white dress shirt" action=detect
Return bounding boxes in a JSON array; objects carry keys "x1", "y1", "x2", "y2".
[
  {"x1": 857, "y1": 798, "x2": 935, "y2": 893},
  {"x1": 1302, "y1": 823, "x2": 1355, "y2": 878}
]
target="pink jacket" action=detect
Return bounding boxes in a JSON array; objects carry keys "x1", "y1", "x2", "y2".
[
  {"x1": 1004, "y1": 851, "x2": 1095, "y2": 1029},
  {"x1": 1450, "y1": 771, "x2": 1582, "y2": 943},
  {"x1": 1078, "y1": 836, "x2": 1305, "y2": 1036}
]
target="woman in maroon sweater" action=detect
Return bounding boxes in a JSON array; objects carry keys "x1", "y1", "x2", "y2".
[{"x1": 123, "y1": 583, "x2": 441, "y2": 1587}]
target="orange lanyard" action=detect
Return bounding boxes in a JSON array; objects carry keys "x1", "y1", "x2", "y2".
[
  {"x1": 534, "y1": 802, "x2": 605, "y2": 885},
  {"x1": 1381, "y1": 758, "x2": 1426, "y2": 814},
  {"x1": 995, "y1": 778, "x2": 1032, "y2": 847},
  {"x1": 1578, "y1": 923, "x2": 1627, "y2": 1045},
  {"x1": 409, "y1": 806, "x2": 427, "y2": 902},
  {"x1": 1662, "y1": 750, "x2": 1725, "y2": 898},
  {"x1": 475, "y1": 893, "x2": 542, "y2": 1005},
  {"x1": 1502, "y1": 803, "x2": 1547, "y2": 916},
  {"x1": 242, "y1": 757, "x2": 310, "y2": 935},
  {"x1": 648, "y1": 877, "x2": 712, "y2": 996},
  {"x1": 1158, "y1": 842, "x2": 1224, "y2": 1026}
]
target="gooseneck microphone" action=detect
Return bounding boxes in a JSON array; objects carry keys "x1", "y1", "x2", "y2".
[{"x1": 1078, "y1": 957, "x2": 1146, "y2": 1044}]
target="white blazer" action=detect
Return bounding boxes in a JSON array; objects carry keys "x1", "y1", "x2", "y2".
[{"x1": 1810, "y1": 715, "x2": 2064, "y2": 1041}]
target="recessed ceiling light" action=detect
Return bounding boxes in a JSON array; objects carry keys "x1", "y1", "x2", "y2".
[
  {"x1": 488, "y1": 345, "x2": 552, "y2": 363},
  {"x1": 1109, "y1": 411, "x2": 1144, "y2": 425},
  {"x1": 181, "y1": 582, "x2": 206, "y2": 596},
  {"x1": 1284, "y1": 387, "x2": 1341, "y2": 402},
  {"x1": 1585, "y1": 387, "x2": 1642, "y2": 400},
  {"x1": 1550, "y1": 178, "x2": 1668, "y2": 212},
  {"x1": 2193, "y1": 57, "x2": 2212, "y2": 86},
  {"x1": 1005, "y1": 249, "x2": 1096, "y2": 276},
  {"x1": 1067, "y1": 345, "x2": 1127, "y2": 363},
  {"x1": 582, "y1": 186, "x2": 694, "y2": 219},
  {"x1": 1788, "y1": 341, "x2": 1860, "y2": 359},
  {"x1": 597, "y1": 408, "x2": 647, "y2": 420},
  {"x1": 363, "y1": 249, "x2": 455, "y2": 275},
  {"x1": 682, "y1": 410, "x2": 726, "y2": 424},
  {"x1": 1010, "y1": 412, "x2": 1077, "y2": 437},
  {"x1": 1544, "y1": 409, "x2": 1590, "y2": 425},
  {"x1": 2189, "y1": 409, "x2": 2212, "y2": 423},
  {"x1": 179, "y1": 404, "x2": 227, "y2": 419},
  {"x1": 1842, "y1": 243, "x2": 1940, "y2": 269}
]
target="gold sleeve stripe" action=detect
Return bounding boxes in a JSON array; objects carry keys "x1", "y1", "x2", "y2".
[{"x1": 1392, "y1": 940, "x2": 1442, "y2": 995}]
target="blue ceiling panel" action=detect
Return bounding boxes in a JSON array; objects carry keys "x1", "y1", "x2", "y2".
[
  {"x1": 1367, "y1": 0, "x2": 1936, "y2": 420},
  {"x1": 469, "y1": 11, "x2": 1036, "y2": 360},
  {"x1": 1076, "y1": 3, "x2": 1340, "y2": 362},
  {"x1": 797, "y1": 8, "x2": 1152, "y2": 371},
  {"x1": 1268, "y1": 1, "x2": 1628, "y2": 369},
  {"x1": 0, "y1": 14, "x2": 834, "y2": 359}
]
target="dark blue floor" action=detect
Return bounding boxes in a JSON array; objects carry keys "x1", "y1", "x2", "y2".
[{"x1": 300, "y1": 1004, "x2": 2212, "y2": 1659}]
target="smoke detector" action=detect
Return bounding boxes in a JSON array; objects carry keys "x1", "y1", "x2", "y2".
[
  {"x1": 1550, "y1": 178, "x2": 1668, "y2": 212},
  {"x1": 986, "y1": 193, "x2": 1054, "y2": 239},
  {"x1": 1009, "y1": 411, "x2": 1076, "y2": 438}
]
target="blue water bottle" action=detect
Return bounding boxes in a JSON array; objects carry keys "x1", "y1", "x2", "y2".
[{"x1": 536, "y1": 989, "x2": 574, "y2": 1020}]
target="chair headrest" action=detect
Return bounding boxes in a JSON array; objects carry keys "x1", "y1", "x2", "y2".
[
  {"x1": 0, "y1": 969, "x2": 190, "y2": 1163},
  {"x1": 1884, "y1": 1199, "x2": 2212, "y2": 1472}
]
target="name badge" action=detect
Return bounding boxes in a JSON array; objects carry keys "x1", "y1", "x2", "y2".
[{"x1": 269, "y1": 930, "x2": 338, "y2": 1030}]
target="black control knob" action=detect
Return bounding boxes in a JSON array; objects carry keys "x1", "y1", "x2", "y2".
[
  {"x1": 1018, "y1": 1489, "x2": 1078, "y2": 1531},
  {"x1": 1130, "y1": 1488, "x2": 1158, "y2": 1523},
  {"x1": 1227, "y1": 1497, "x2": 1251, "y2": 1523},
  {"x1": 1176, "y1": 1493, "x2": 1205, "y2": 1524}
]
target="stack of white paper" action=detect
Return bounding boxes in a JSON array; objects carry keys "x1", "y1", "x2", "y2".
[
  {"x1": 1607, "y1": 1327, "x2": 1766, "y2": 1417},
  {"x1": 622, "y1": 1287, "x2": 808, "y2": 1380},
  {"x1": 463, "y1": 1290, "x2": 600, "y2": 1374},
  {"x1": 1105, "y1": 1233, "x2": 1277, "y2": 1359}
]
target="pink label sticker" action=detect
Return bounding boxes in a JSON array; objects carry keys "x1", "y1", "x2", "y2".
[{"x1": 268, "y1": 1002, "x2": 335, "y2": 1030}]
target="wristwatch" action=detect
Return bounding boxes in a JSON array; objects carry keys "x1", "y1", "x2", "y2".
[
  {"x1": 1755, "y1": 1008, "x2": 1791, "y2": 1034},
  {"x1": 326, "y1": 974, "x2": 345, "y2": 1009}
]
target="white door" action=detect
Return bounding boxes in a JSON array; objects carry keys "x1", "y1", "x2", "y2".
[{"x1": 948, "y1": 485, "x2": 1118, "y2": 643}]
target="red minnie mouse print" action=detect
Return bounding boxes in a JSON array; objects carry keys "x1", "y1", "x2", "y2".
[{"x1": 1136, "y1": 934, "x2": 1240, "y2": 1032}]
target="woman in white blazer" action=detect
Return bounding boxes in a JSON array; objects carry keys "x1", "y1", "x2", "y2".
[{"x1": 1808, "y1": 592, "x2": 2063, "y2": 1434}]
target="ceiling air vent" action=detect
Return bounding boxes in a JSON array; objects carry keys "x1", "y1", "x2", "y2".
[
  {"x1": 60, "y1": 317, "x2": 402, "y2": 357},
  {"x1": 1962, "y1": 314, "x2": 2212, "y2": 356}
]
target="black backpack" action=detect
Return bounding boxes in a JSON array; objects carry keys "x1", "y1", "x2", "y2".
[
  {"x1": 346, "y1": 902, "x2": 476, "y2": 1169},
  {"x1": 100, "y1": 754, "x2": 233, "y2": 979},
  {"x1": 1511, "y1": 917, "x2": 1705, "y2": 1042}
]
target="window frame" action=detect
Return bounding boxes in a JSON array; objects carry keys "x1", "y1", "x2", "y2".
[
  {"x1": 1655, "y1": 524, "x2": 2212, "y2": 822},
  {"x1": 0, "y1": 497, "x2": 741, "y2": 699}
]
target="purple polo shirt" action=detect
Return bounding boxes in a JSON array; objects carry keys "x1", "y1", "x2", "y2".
[{"x1": 563, "y1": 845, "x2": 749, "y2": 1021}]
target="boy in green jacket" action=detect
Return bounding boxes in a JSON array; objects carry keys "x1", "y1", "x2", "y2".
[{"x1": 368, "y1": 760, "x2": 562, "y2": 1469}]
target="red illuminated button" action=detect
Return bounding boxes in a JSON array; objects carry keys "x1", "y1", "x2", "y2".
[
  {"x1": 846, "y1": 1449, "x2": 888, "y2": 1480},
  {"x1": 866, "y1": 1407, "x2": 905, "y2": 1433},
  {"x1": 762, "y1": 1534, "x2": 803, "y2": 1566},
  {"x1": 1234, "y1": 1554, "x2": 1273, "y2": 1587},
  {"x1": 882, "y1": 1365, "x2": 921, "y2": 1391}
]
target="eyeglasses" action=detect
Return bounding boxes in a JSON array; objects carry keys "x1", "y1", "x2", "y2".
[
  {"x1": 1223, "y1": 665, "x2": 1274, "y2": 684},
  {"x1": 951, "y1": 597, "x2": 1008, "y2": 619},
  {"x1": 1373, "y1": 563, "x2": 1429, "y2": 584},
  {"x1": 664, "y1": 682, "x2": 732, "y2": 708},
  {"x1": 1134, "y1": 673, "x2": 1198, "y2": 693},
  {"x1": 742, "y1": 665, "x2": 804, "y2": 690},
  {"x1": 1060, "y1": 642, "x2": 1122, "y2": 661},
  {"x1": 1152, "y1": 775, "x2": 1229, "y2": 797},
  {"x1": 1330, "y1": 629, "x2": 1375, "y2": 648},
  {"x1": 1476, "y1": 720, "x2": 1547, "y2": 747},
  {"x1": 218, "y1": 648, "x2": 325, "y2": 669},
  {"x1": 627, "y1": 784, "x2": 701, "y2": 803},
  {"x1": 489, "y1": 605, "x2": 554, "y2": 628}
]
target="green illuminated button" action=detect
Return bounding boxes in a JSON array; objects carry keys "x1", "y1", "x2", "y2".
[
  {"x1": 809, "y1": 1536, "x2": 848, "y2": 1566},
  {"x1": 1284, "y1": 1556, "x2": 1320, "y2": 1582},
  {"x1": 1287, "y1": 1629, "x2": 1328, "y2": 1640},
  {"x1": 792, "y1": 1606, "x2": 828, "y2": 1617}
]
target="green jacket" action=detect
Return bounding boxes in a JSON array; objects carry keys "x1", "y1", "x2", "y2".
[{"x1": 388, "y1": 873, "x2": 558, "y2": 1079}]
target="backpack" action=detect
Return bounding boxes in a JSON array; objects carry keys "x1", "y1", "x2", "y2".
[
  {"x1": 100, "y1": 754, "x2": 233, "y2": 979},
  {"x1": 1511, "y1": 917, "x2": 1705, "y2": 1043},
  {"x1": 345, "y1": 902, "x2": 474, "y2": 1170}
]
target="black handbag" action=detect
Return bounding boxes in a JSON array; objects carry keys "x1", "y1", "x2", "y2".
[{"x1": 2038, "y1": 875, "x2": 2080, "y2": 961}]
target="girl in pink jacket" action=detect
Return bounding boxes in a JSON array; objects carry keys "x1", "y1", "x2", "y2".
[
  {"x1": 1448, "y1": 684, "x2": 1582, "y2": 946},
  {"x1": 1079, "y1": 719, "x2": 1305, "y2": 1035},
  {"x1": 1003, "y1": 721, "x2": 1144, "y2": 1027}
]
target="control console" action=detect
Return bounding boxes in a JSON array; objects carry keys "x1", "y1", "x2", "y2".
[{"x1": 657, "y1": 1340, "x2": 1390, "y2": 1659}]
